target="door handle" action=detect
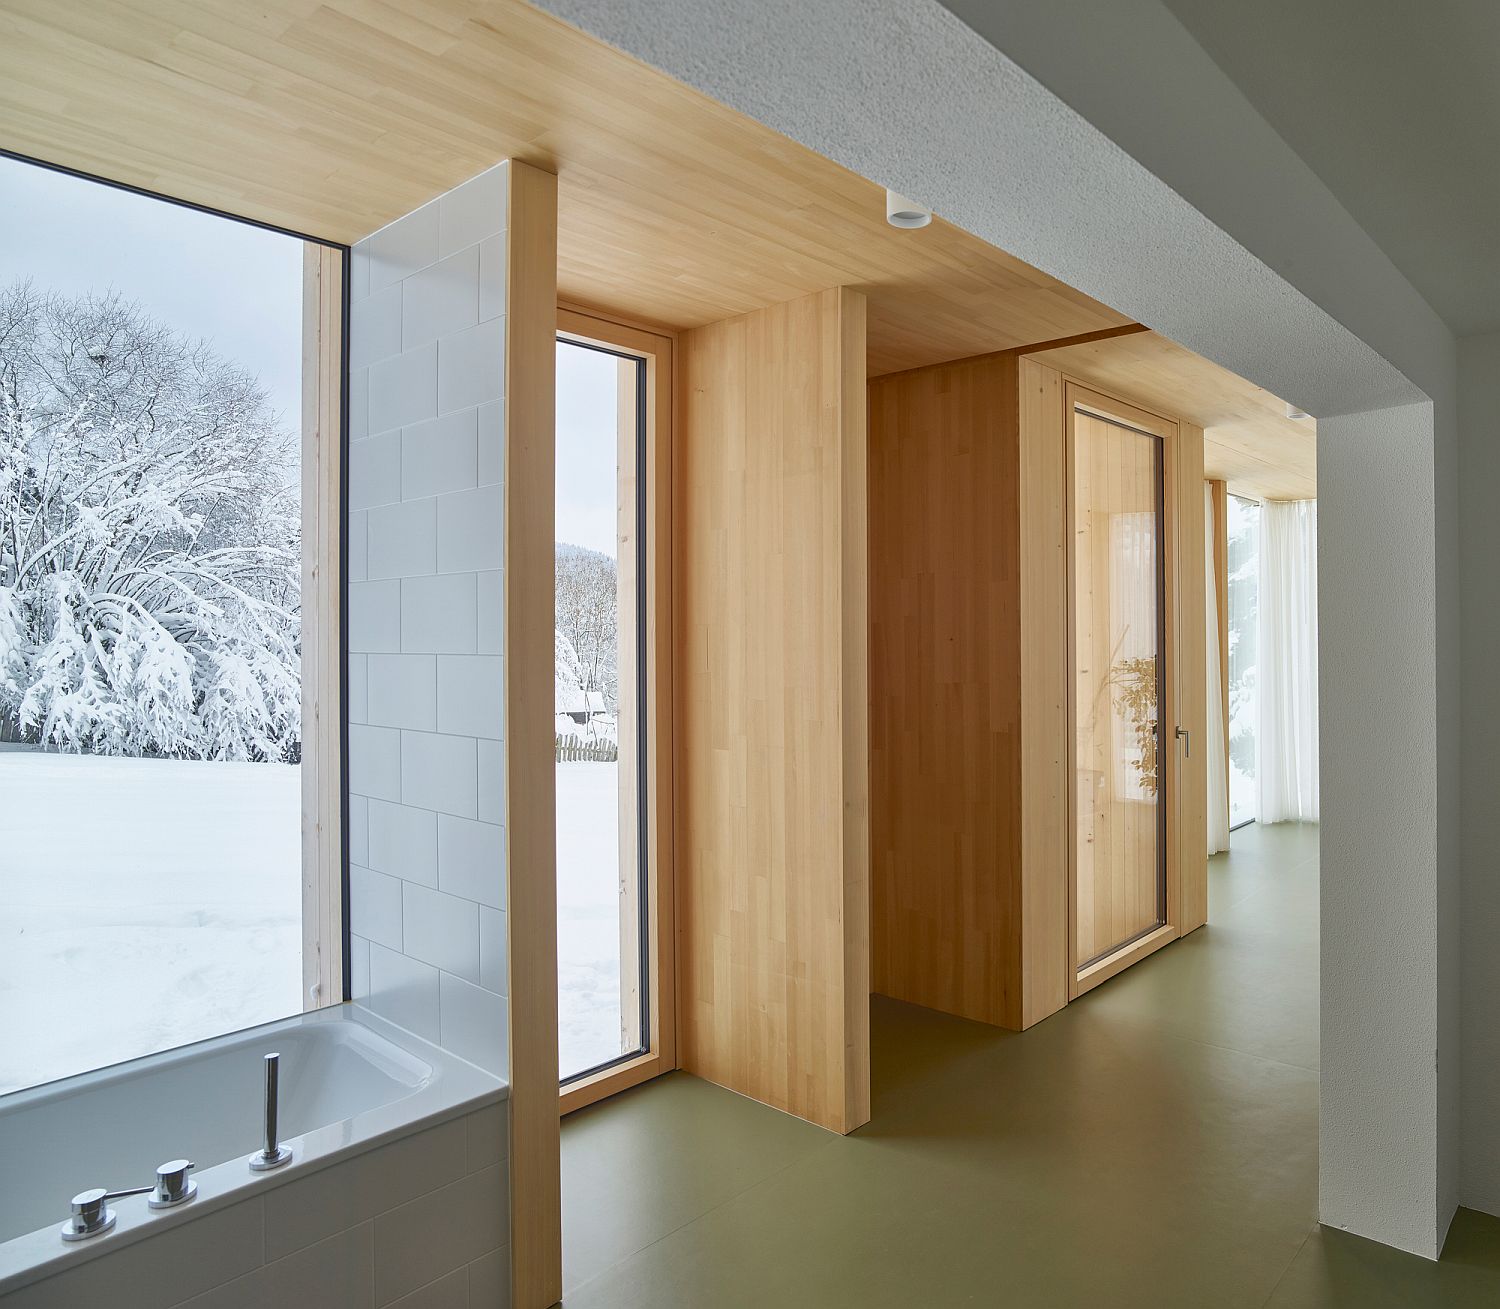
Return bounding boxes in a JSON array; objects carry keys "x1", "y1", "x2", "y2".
[{"x1": 1175, "y1": 725, "x2": 1191, "y2": 759}]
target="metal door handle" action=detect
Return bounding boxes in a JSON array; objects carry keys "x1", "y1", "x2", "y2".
[{"x1": 1175, "y1": 725, "x2": 1191, "y2": 759}]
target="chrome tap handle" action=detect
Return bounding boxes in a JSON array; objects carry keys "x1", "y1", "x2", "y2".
[
  {"x1": 61, "y1": 1184, "x2": 151, "y2": 1242},
  {"x1": 248, "y1": 1051, "x2": 292, "y2": 1171},
  {"x1": 149, "y1": 1159, "x2": 197, "y2": 1209}
]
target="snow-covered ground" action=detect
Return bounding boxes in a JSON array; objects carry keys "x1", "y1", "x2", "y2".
[
  {"x1": 0, "y1": 750, "x2": 626, "y2": 1095},
  {"x1": 0, "y1": 751, "x2": 301, "y2": 1094},
  {"x1": 556, "y1": 760, "x2": 626, "y2": 1079}
]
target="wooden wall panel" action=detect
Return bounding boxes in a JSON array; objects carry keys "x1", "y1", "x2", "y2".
[
  {"x1": 675, "y1": 288, "x2": 869, "y2": 1135},
  {"x1": 1209, "y1": 478, "x2": 1231, "y2": 850},
  {"x1": 502, "y1": 161, "x2": 562, "y2": 1309},
  {"x1": 868, "y1": 354, "x2": 1024, "y2": 1030},
  {"x1": 1176, "y1": 423, "x2": 1209, "y2": 934},
  {"x1": 1018, "y1": 359, "x2": 1069, "y2": 1027}
]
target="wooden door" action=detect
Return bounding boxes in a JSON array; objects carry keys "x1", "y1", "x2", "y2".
[{"x1": 1066, "y1": 385, "x2": 1180, "y2": 996}]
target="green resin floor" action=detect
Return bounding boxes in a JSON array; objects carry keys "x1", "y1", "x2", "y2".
[{"x1": 559, "y1": 823, "x2": 1500, "y2": 1306}]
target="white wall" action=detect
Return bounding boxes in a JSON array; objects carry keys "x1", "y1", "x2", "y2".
[
  {"x1": 1458, "y1": 331, "x2": 1500, "y2": 1216},
  {"x1": 534, "y1": 0, "x2": 1465, "y2": 1256},
  {"x1": 346, "y1": 163, "x2": 510, "y2": 1082},
  {"x1": 1317, "y1": 403, "x2": 1443, "y2": 1253}
]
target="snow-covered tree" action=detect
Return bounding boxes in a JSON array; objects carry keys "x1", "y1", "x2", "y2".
[
  {"x1": 554, "y1": 542, "x2": 617, "y2": 709},
  {"x1": 0, "y1": 283, "x2": 301, "y2": 760}
]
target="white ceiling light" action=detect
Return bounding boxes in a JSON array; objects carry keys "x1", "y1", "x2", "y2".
[
  {"x1": 886, "y1": 189, "x2": 931, "y2": 229},
  {"x1": 1285, "y1": 402, "x2": 1311, "y2": 420}
]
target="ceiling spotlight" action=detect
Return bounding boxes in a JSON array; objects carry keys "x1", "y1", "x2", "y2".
[
  {"x1": 886, "y1": 189, "x2": 931, "y2": 229},
  {"x1": 1286, "y1": 403, "x2": 1310, "y2": 420}
]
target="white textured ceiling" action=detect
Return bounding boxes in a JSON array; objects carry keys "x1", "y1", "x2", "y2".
[{"x1": 1160, "y1": 0, "x2": 1500, "y2": 337}]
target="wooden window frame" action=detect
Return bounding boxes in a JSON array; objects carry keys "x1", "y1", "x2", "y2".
[
  {"x1": 301, "y1": 243, "x2": 346, "y2": 1011},
  {"x1": 555, "y1": 306, "x2": 676, "y2": 1115}
]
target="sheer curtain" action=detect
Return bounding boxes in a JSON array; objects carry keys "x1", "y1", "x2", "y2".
[
  {"x1": 1259, "y1": 499, "x2": 1319, "y2": 822},
  {"x1": 1205, "y1": 486, "x2": 1229, "y2": 853}
]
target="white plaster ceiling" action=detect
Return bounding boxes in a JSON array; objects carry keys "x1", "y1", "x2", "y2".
[{"x1": 1160, "y1": 0, "x2": 1500, "y2": 337}]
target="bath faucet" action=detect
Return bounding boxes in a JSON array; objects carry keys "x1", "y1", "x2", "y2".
[
  {"x1": 60, "y1": 1160, "x2": 197, "y2": 1241},
  {"x1": 248, "y1": 1051, "x2": 292, "y2": 1171}
]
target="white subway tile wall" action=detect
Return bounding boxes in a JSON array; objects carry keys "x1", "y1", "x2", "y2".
[
  {"x1": 347, "y1": 163, "x2": 510, "y2": 1090},
  {"x1": 3, "y1": 1105, "x2": 509, "y2": 1309}
]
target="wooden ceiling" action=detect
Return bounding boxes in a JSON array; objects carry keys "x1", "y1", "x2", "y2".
[
  {"x1": 0, "y1": 0, "x2": 1130, "y2": 376},
  {"x1": 0, "y1": 0, "x2": 1314, "y2": 489},
  {"x1": 1025, "y1": 330, "x2": 1317, "y2": 500}
]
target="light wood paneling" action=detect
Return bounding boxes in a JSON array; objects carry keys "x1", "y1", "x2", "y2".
[
  {"x1": 676, "y1": 288, "x2": 869, "y2": 1135},
  {"x1": 299, "y1": 243, "x2": 343, "y2": 1012},
  {"x1": 868, "y1": 353, "x2": 1024, "y2": 1029},
  {"x1": 503, "y1": 161, "x2": 562, "y2": 1309},
  {"x1": 1210, "y1": 477, "x2": 1231, "y2": 842},
  {"x1": 1176, "y1": 425, "x2": 1208, "y2": 934},
  {"x1": 1018, "y1": 358, "x2": 1069, "y2": 1028},
  {"x1": 867, "y1": 353, "x2": 1068, "y2": 1032},
  {"x1": 555, "y1": 308, "x2": 677, "y2": 1118},
  {"x1": 1027, "y1": 331, "x2": 1316, "y2": 501},
  {"x1": 0, "y1": 0, "x2": 1129, "y2": 377}
]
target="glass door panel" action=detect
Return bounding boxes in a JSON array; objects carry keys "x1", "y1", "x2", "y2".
[{"x1": 1072, "y1": 407, "x2": 1166, "y2": 969}]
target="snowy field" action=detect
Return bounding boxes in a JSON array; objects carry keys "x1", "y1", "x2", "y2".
[
  {"x1": 0, "y1": 750, "x2": 627, "y2": 1095},
  {"x1": 0, "y1": 751, "x2": 301, "y2": 1094},
  {"x1": 556, "y1": 760, "x2": 626, "y2": 1079}
]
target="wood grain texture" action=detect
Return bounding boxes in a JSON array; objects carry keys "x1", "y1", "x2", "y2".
[
  {"x1": 868, "y1": 353, "x2": 1024, "y2": 1030},
  {"x1": 0, "y1": 0, "x2": 1128, "y2": 377},
  {"x1": 1176, "y1": 425, "x2": 1208, "y2": 934},
  {"x1": 1018, "y1": 358, "x2": 1069, "y2": 1028},
  {"x1": 299, "y1": 243, "x2": 343, "y2": 1012},
  {"x1": 675, "y1": 288, "x2": 869, "y2": 1135},
  {"x1": 1026, "y1": 331, "x2": 1315, "y2": 501},
  {"x1": 1210, "y1": 478, "x2": 1231, "y2": 844},
  {"x1": 503, "y1": 161, "x2": 562, "y2": 1309}
]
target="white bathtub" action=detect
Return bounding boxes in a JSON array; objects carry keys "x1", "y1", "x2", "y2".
[{"x1": 0, "y1": 1004, "x2": 509, "y2": 1306}]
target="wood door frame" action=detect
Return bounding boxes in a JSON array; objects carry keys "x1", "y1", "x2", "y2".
[
  {"x1": 555, "y1": 306, "x2": 678, "y2": 1115},
  {"x1": 1063, "y1": 381, "x2": 1182, "y2": 1001}
]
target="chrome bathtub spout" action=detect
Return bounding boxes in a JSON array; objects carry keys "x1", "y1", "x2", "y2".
[{"x1": 248, "y1": 1051, "x2": 292, "y2": 1172}]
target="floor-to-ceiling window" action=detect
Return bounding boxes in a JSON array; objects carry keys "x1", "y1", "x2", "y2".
[
  {"x1": 0, "y1": 155, "x2": 342, "y2": 1096},
  {"x1": 1226, "y1": 493, "x2": 1260, "y2": 827}
]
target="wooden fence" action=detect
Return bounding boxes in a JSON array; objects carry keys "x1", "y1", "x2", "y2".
[{"x1": 555, "y1": 736, "x2": 618, "y2": 763}]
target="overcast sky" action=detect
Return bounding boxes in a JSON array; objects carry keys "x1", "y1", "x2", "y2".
[
  {"x1": 556, "y1": 340, "x2": 625, "y2": 558},
  {"x1": 0, "y1": 155, "x2": 305, "y2": 425}
]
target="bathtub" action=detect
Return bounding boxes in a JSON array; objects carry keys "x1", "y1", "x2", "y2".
[{"x1": 0, "y1": 1004, "x2": 509, "y2": 1307}]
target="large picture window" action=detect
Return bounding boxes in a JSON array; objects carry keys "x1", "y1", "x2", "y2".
[{"x1": 0, "y1": 156, "x2": 343, "y2": 1096}]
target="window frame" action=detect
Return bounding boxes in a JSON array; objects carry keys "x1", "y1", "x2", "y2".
[
  {"x1": 302, "y1": 243, "x2": 351, "y2": 1010},
  {"x1": 0, "y1": 149, "x2": 350, "y2": 1092},
  {"x1": 555, "y1": 306, "x2": 676, "y2": 1114}
]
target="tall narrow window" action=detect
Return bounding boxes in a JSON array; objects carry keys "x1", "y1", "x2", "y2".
[
  {"x1": 1226, "y1": 493, "x2": 1260, "y2": 828},
  {"x1": 555, "y1": 335, "x2": 646, "y2": 1084},
  {"x1": 0, "y1": 156, "x2": 342, "y2": 1096}
]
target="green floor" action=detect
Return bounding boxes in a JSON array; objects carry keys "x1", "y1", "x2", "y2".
[{"x1": 560, "y1": 823, "x2": 1500, "y2": 1306}]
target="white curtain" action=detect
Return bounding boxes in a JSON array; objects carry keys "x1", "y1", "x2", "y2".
[
  {"x1": 1259, "y1": 499, "x2": 1319, "y2": 822},
  {"x1": 1205, "y1": 485, "x2": 1229, "y2": 853}
]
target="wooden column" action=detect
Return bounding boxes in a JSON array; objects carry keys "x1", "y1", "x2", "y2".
[
  {"x1": 504, "y1": 160, "x2": 562, "y2": 1309},
  {"x1": 1209, "y1": 478, "x2": 1230, "y2": 842},
  {"x1": 675, "y1": 287, "x2": 870, "y2": 1135},
  {"x1": 1176, "y1": 423, "x2": 1209, "y2": 934},
  {"x1": 300, "y1": 243, "x2": 344, "y2": 1013},
  {"x1": 867, "y1": 351, "x2": 1067, "y2": 1032}
]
